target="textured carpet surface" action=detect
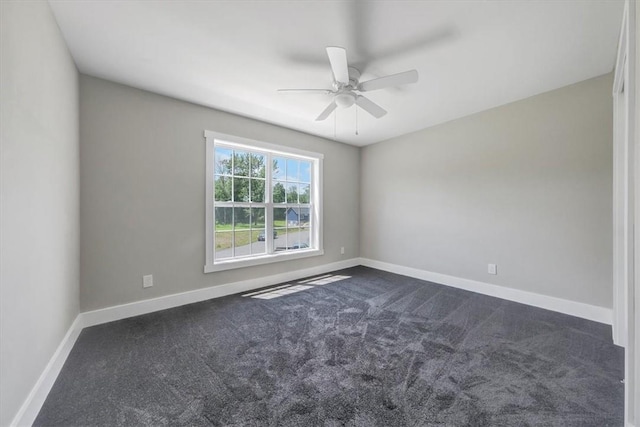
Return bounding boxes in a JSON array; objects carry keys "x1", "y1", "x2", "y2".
[{"x1": 35, "y1": 266, "x2": 624, "y2": 426}]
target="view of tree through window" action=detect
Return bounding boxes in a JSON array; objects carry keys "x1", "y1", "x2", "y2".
[{"x1": 213, "y1": 143, "x2": 314, "y2": 261}]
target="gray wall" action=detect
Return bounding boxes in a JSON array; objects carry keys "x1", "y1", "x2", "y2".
[
  {"x1": 0, "y1": 1, "x2": 80, "y2": 425},
  {"x1": 79, "y1": 75, "x2": 360, "y2": 311},
  {"x1": 360, "y1": 74, "x2": 613, "y2": 308}
]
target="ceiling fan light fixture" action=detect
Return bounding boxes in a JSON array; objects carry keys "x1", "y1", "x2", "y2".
[
  {"x1": 335, "y1": 92, "x2": 356, "y2": 108},
  {"x1": 277, "y1": 46, "x2": 418, "y2": 122}
]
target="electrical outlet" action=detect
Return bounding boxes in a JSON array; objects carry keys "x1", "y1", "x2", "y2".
[
  {"x1": 143, "y1": 274, "x2": 153, "y2": 288},
  {"x1": 340, "y1": 247, "x2": 345, "y2": 255},
  {"x1": 488, "y1": 264, "x2": 497, "y2": 275}
]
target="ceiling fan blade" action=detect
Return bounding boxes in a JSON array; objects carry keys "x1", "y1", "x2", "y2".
[
  {"x1": 358, "y1": 69, "x2": 419, "y2": 92},
  {"x1": 277, "y1": 89, "x2": 333, "y2": 94},
  {"x1": 356, "y1": 95, "x2": 387, "y2": 118},
  {"x1": 326, "y1": 46, "x2": 350, "y2": 85},
  {"x1": 315, "y1": 101, "x2": 337, "y2": 121}
]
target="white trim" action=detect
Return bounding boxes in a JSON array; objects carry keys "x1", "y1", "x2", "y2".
[
  {"x1": 632, "y1": 0, "x2": 640, "y2": 420},
  {"x1": 613, "y1": 1, "x2": 638, "y2": 424},
  {"x1": 315, "y1": 157, "x2": 324, "y2": 253},
  {"x1": 82, "y1": 258, "x2": 359, "y2": 327},
  {"x1": 613, "y1": 79, "x2": 627, "y2": 345},
  {"x1": 203, "y1": 130, "x2": 324, "y2": 160},
  {"x1": 613, "y1": 0, "x2": 635, "y2": 349},
  {"x1": 358, "y1": 258, "x2": 613, "y2": 325},
  {"x1": 204, "y1": 248, "x2": 324, "y2": 272},
  {"x1": 614, "y1": 3, "x2": 629, "y2": 95},
  {"x1": 205, "y1": 137, "x2": 214, "y2": 268},
  {"x1": 10, "y1": 316, "x2": 84, "y2": 427}
]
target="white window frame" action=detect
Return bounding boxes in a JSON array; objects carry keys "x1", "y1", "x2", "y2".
[{"x1": 204, "y1": 130, "x2": 324, "y2": 273}]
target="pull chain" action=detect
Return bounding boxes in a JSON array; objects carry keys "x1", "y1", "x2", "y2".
[{"x1": 355, "y1": 105, "x2": 359, "y2": 136}]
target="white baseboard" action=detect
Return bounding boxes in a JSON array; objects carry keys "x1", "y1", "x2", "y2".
[
  {"x1": 358, "y1": 258, "x2": 613, "y2": 325},
  {"x1": 10, "y1": 315, "x2": 84, "y2": 427},
  {"x1": 81, "y1": 258, "x2": 360, "y2": 328}
]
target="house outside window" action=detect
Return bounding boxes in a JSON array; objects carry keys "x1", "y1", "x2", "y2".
[{"x1": 204, "y1": 131, "x2": 323, "y2": 272}]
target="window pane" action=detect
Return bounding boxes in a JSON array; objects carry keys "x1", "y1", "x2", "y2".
[
  {"x1": 233, "y1": 151, "x2": 250, "y2": 176},
  {"x1": 215, "y1": 147, "x2": 232, "y2": 175},
  {"x1": 299, "y1": 207, "x2": 310, "y2": 227},
  {"x1": 274, "y1": 207, "x2": 286, "y2": 229},
  {"x1": 215, "y1": 207, "x2": 233, "y2": 230},
  {"x1": 286, "y1": 207, "x2": 300, "y2": 227},
  {"x1": 214, "y1": 176, "x2": 232, "y2": 201},
  {"x1": 251, "y1": 179, "x2": 265, "y2": 202},
  {"x1": 256, "y1": 228, "x2": 269, "y2": 242},
  {"x1": 233, "y1": 177, "x2": 250, "y2": 202},
  {"x1": 251, "y1": 153, "x2": 266, "y2": 178},
  {"x1": 252, "y1": 229, "x2": 266, "y2": 255},
  {"x1": 251, "y1": 207, "x2": 265, "y2": 228},
  {"x1": 273, "y1": 157, "x2": 286, "y2": 180},
  {"x1": 234, "y1": 208, "x2": 250, "y2": 230},
  {"x1": 215, "y1": 231, "x2": 232, "y2": 259},
  {"x1": 286, "y1": 158, "x2": 299, "y2": 181},
  {"x1": 299, "y1": 183, "x2": 310, "y2": 204},
  {"x1": 234, "y1": 230, "x2": 251, "y2": 257},
  {"x1": 299, "y1": 227, "x2": 310, "y2": 249},
  {"x1": 287, "y1": 228, "x2": 300, "y2": 250},
  {"x1": 274, "y1": 228, "x2": 287, "y2": 252},
  {"x1": 299, "y1": 161, "x2": 311, "y2": 183},
  {"x1": 286, "y1": 183, "x2": 298, "y2": 204},
  {"x1": 272, "y1": 181, "x2": 286, "y2": 203}
]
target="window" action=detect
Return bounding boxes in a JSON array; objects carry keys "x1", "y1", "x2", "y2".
[{"x1": 204, "y1": 131, "x2": 323, "y2": 272}]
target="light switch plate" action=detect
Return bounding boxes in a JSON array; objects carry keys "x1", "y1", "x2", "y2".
[{"x1": 488, "y1": 264, "x2": 497, "y2": 275}]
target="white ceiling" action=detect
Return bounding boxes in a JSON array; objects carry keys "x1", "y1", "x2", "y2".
[{"x1": 49, "y1": 0, "x2": 624, "y2": 146}]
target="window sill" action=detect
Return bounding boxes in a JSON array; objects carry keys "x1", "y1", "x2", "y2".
[{"x1": 204, "y1": 248, "x2": 324, "y2": 273}]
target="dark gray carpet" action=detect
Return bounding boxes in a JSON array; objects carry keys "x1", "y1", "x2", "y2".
[{"x1": 35, "y1": 266, "x2": 624, "y2": 426}]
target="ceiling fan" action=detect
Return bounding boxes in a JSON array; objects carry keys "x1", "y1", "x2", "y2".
[{"x1": 278, "y1": 46, "x2": 419, "y2": 121}]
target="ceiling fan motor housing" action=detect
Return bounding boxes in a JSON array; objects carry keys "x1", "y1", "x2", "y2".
[
  {"x1": 333, "y1": 67, "x2": 360, "y2": 108},
  {"x1": 347, "y1": 66, "x2": 361, "y2": 88},
  {"x1": 333, "y1": 66, "x2": 361, "y2": 91}
]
